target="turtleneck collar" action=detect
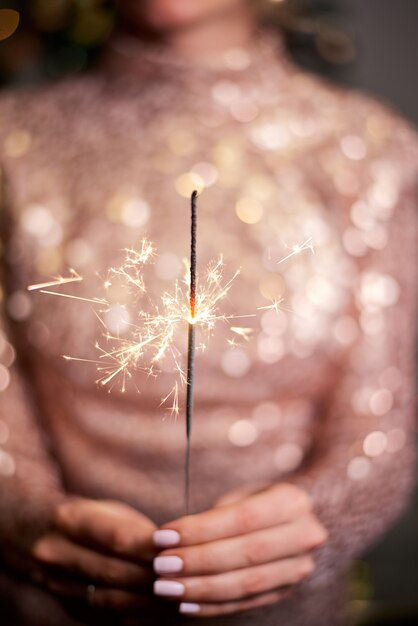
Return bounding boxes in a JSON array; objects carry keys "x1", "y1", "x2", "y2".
[{"x1": 100, "y1": 27, "x2": 293, "y2": 87}]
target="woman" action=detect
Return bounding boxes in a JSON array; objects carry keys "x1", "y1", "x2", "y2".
[{"x1": 0, "y1": 0, "x2": 417, "y2": 624}]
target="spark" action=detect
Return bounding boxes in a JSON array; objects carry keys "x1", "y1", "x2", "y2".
[
  {"x1": 35, "y1": 238, "x2": 242, "y2": 417},
  {"x1": 160, "y1": 382, "x2": 180, "y2": 419},
  {"x1": 257, "y1": 298, "x2": 285, "y2": 313},
  {"x1": 27, "y1": 269, "x2": 83, "y2": 291},
  {"x1": 39, "y1": 290, "x2": 107, "y2": 305},
  {"x1": 278, "y1": 237, "x2": 314, "y2": 265},
  {"x1": 230, "y1": 327, "x2": 254, "y2": 340}
]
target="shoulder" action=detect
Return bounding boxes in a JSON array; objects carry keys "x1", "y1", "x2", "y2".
[
  {"x1": 339, "y1": 85, "x2": 418, "y2": 184},
  {"x1": 289, "y1": 69, "x2": 418, "y2": 191},
  {"x1": 0, "y1": 73, "x2": 106, "y2": 157}
]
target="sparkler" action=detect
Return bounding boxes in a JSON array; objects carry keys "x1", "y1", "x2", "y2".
[
  {"x1": 185, "y1": 190, "x2": 198, "y2": 512},
  {"x1": 28, "y1": 193, "x2": 314, "y2": 513}
]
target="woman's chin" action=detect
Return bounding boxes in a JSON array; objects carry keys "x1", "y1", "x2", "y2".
[
  {"x1": 138, "y1": 0, "x2": 209, "y2": 32},
  {"x1": 123, "y1": 0, "x2": 242, "y2": 34}
]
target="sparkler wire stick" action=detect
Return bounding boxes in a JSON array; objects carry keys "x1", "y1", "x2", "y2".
[{"x1": 185, "y1": 190, "x2": 198, "y2": 513}]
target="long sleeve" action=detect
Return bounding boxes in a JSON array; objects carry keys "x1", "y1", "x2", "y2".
[
  {"x1": 0, "y1": 175, "x2": 65, "y2": 571},
  {"x1": 293, "y1": 125, "x2": 418, "y2": 586}
]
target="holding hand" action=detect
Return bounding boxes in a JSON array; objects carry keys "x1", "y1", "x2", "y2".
[
  {"x1": 31, "y1": 498, "x2": 158, "y2": 615},
  {"x1": 153, "y1": 483, "x2": 327, "y2": 618}
]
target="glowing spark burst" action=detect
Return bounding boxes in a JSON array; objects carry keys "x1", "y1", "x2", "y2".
[
  {"x1": 94, "y1": 248, "x2": 243, "y2": 410},
  {"x1": 29, "y1": 239, "x2": 244, "y2": 413},
  {"x1": 278, "y1": 237, "x2": 314, "y2": 265},
  {"x1": 28, "y1": 237, "x2": 314, "y2": 416}
]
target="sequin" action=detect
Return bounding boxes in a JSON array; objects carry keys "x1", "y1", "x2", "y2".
[
  {"x1": 0, "y1": 340, "x2": 15, "y2": 367},
  {"x1": 363, "y1": 431, "x2": 387, "y2": 457},
  {"x1": 347, "y1": 456, "x2": 371, "y2": 480},
  {"x1": 306, "y1": 276, "x2": 341, "y2": 312},
  {"x1": 228, "y1": 420, "x2": 258, "y2": 446},
  {"x1": 341, "y1": 135, "x2": 367, "y2": 161},
  {"x1": 0, "y1": 449, "x2": 15, "y2": 476},
  {"x1": 221, "y1": 348, "x2": 251, "y2": 377},
  {"x1": 0, "y1": 365, "x2": 10, "y2": 392},
  {"x1": 21, "y1": 205, "x2": 55, "y2": 239},
  {"x1": 359, "y1": 272, "x2": 400, "y2": 308},
  {"x1": 274, "y1": 443, "x2": 304, "y2": 472},
  {"x1": 252, "y1": 401, "x2": 282, "y2": 429},
  {"x1": 211, "y1": 80, "x2": 241, "y2": 106},
  {"x1": 235, "y1": 197, "x2": 264, "y2": 224},
  {"x1": 7, "y1": 291, "x2": 32, "y2": 321},
  {"x1": 251, "y1": 122, "x2": 290, "y2": 150},
  {"x1": 120, "y1": 198, "x2": 150, "y2": 227},
  {"x1": 369, "y1": 388, "x2": 393, "y2": 416}
]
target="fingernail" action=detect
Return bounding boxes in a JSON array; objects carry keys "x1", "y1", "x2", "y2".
[
  {"x1": 153, "y1": 529, "x2": 181, "y2": 547},
  {"x1": 154, "y1": 579, "x2": 185, "y2": 597},
  {"x1": 180, "y1": 602, "x2": 200, "y2": 615},
  {"x1": 154, "y1": 555, "x2": 183, "y2": 574}
]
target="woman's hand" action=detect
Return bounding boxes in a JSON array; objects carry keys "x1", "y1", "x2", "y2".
[
  {"x1": 152, "y1": 483, "x2": 327, "y2": 618},
  {"x1": 31, "y1": 498, "x2": 159, "y2": 615}
]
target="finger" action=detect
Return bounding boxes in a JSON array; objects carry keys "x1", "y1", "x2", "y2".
[
  {"x1": 154, "y1": 555, "x2": 314, "y2": 603},
  {"x1": 33, "y1": 534, "x2": 154, "y2": 589},
  {"x1": 154, "y1": 515, "x2": 326, "y2": 576},
  {"x1": 179, "y1": 588, "x2": 292, "y2": 618},
  {"x1": 155, "y1": 484, "x2": 311, "y2": 547},
  {"x1": 213, "y1": 483, "x2": 270, "y2": 508},
  {"x1": 46, "y1": 577, "x2": 155, "y2": 613},
  {"x1": 53, "y1": 499, "x2": 156, "y2": 562}
]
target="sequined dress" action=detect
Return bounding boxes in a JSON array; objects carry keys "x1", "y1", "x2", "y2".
[{"x1": 0, "y1": 31, "x2": 417, "y2": 626}]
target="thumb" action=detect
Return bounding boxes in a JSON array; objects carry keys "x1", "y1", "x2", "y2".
[{"x1": 54, "y1": 498, "x2": 157, "y2": 561}]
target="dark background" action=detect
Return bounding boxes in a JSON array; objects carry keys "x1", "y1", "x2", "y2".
[{"x1": 0, "y1": 1, "x2": 417, "y2": 623}]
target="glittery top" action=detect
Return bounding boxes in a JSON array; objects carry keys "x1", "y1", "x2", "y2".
[{"x1": 0, "y1": 30, "x2": 417, "y2": 626}]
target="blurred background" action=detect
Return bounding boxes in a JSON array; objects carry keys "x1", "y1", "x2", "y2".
[{"x1": 0, "y1": 1, "x2": 417, "y2": 624}]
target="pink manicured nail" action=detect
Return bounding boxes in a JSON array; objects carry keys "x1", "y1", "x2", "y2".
[
  {"x1": 154, "y1": 579, "x2": 185, "y2": 597},
  {"x1": 153, "y1": 529, "x2": 181, "y2": 547},
  {"x1": 180, "y1": 603, "x2": 200, "y2": 615},
  {"x1": 154, "y1": 555, "x2": 183, "y2": 574}
]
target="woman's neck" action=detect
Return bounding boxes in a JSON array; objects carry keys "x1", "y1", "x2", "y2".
[{"x1": 120, "y1": 6, "x2": 257, "y2": 67}]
